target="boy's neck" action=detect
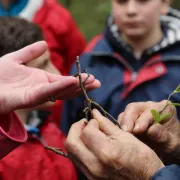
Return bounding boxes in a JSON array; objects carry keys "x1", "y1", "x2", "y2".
[
  {"x1": 0, "y1": 0, "x2": 14, "y2": 10},
  {"x1": 122, "y1": 25, "x2": 163, "y2": 60}
]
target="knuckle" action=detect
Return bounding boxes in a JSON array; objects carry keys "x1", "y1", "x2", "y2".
[
  {"x1": 126, "y1": 102, "x2": 136, "y2": 109},
  {"x1": 88, "y1": 163, "x2": 106, "y2": 179},
  {"x1": 82, "y1": 125, "x2": 91, "y2": 138},
  {"x1": 64, "y1": 138, "x2": 74, "y2": 152},
  {"x1": 118, "y1": 112, "x2": 124, "y2": 122}
]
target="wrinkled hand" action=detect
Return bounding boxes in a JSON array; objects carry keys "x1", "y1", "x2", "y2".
[
  {"x1": 118, "y1": 100, "x2": 180, "y2": 164},
  {"x1": 0, "y1": 41, "x2": 101, "y2": 114},
  {"x1": 65, "y1": 109, "x2": 164, "y2": 180}
]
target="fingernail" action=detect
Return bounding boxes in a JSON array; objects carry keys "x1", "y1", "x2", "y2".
[
  {"x1": 134, "y1": 124, "x2": 140, "y2": 131},
  {"x1": 121, "y1": 125, "x2": 128, "y2": 132}
]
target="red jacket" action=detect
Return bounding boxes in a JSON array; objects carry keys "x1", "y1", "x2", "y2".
[
  {"x1": 0, "y1": 118, "x2": 77, "y2": 180},
  {"x1": 19, "y1": 0, "x2": 86, "y2": 75},
  {"x1": 0, "y1": 113, "x2": 27, "y2": 159}
]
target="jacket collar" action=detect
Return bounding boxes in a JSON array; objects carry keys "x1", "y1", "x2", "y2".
[{"x1": 0, "y1": 0, "x2": 28, "y2": 16}]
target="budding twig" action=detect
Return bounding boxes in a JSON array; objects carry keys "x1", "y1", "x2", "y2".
[
  {"x1": 75, "y1": 56, "x2": 121, "y2": 128},
  {"x1": 45, "y1": 146, "x2": 68, "y2": 158},
  {"x1": 45, "y1": 57, "x2": 121, "y2": 158}
]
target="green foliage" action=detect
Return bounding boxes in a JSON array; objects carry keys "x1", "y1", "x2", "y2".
[
  {"x1": 169, "y1": 103, "x2": 180, "y2": 107},
  {"x1": 151, "y1": 110, "x2": 170, "y2": 124},
  {"x1": 174, "y1": 85, "x2": 180, "y2": 94},
  {"x1": 151, "y1": 84, "x2": 180, "y2": 123},
  {"x1": 59, "y1": 0, "x2": 110, "y2": 41}
]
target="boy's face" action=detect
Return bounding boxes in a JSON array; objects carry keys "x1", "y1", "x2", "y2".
[
  {"x1": 26, "y1": 50, "x2": 59, "y2": 75},
  {"x1": 26, "y1": 50, "x2": 60, "y2": 109},
  {"x1": 112, "y1": 0, "x2": 170, "y2": 39}
]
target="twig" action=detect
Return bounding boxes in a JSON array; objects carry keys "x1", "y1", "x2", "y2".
[
  {"x1": 44, "y1": 57, "x2": 121, "y2": 158},
  {"x1": 91, "y1": 101, "x2": 121, "y2": 128},
  {"x1": 160, "y1": 93, "x2": 173, "y2": 114},
  {"x1": 45, "y1": 146, "x2": 68, "y2": 158},
  {"x1": 75, "y1": 57, "x2": 121, "y2": 128},
  {"x1": 76, "y1": 56, "x2": 92, "y2": 119}
]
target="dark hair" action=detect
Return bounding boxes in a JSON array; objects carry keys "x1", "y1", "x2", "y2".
[{"x1": 0, "y1": 16, "x2": 44, "y2": 57}]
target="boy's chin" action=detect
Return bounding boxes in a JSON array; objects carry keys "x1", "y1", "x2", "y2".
[{"x1": 124, "y1": 30, "x2": 146, "y2": 40}]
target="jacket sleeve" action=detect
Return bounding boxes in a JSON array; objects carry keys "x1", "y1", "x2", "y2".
[
  {"x1": 152, "y1": 165, "x2": 180, "y2": 180},
  {"x1": 0, "y1": 112, "x2": 27, "y2": 159}
]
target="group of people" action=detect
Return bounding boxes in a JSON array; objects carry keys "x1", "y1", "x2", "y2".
[{"x1": 0, "y1": 0, "x2": 180, "y2": 179}]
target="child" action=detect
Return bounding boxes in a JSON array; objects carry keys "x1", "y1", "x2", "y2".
[
  {"x1": 61, "y1": 0, "x2": 180, "y2": 134},
  {"x1": 0, "y1": 17, "x2": 77, "y2": 180},
  {"x1": 0, "y1": 0, "x2": 86, "y2": 75}
]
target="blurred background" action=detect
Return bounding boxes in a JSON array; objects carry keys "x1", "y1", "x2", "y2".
[{"x1": 59, "y1": 0, "x2": 180, "y2": 41}]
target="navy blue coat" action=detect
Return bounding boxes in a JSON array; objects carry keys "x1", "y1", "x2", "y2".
[
  {"x1": 62, "y1": 27, "x2": 180, "y2": 134},
  {"x1": 152, "y1": 165, "x2": 180, "y2": 180}
]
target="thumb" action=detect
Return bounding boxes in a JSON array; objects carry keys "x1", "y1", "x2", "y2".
[
  {"x1": 3, "y1": 41, "x2": 47, "y2": 64},
  {"x1": 92, "y1": 109, "x2": 121, "y2": 135},
  {"x1": 147, "y1": 124, "x2": 171, "y2": 144}
]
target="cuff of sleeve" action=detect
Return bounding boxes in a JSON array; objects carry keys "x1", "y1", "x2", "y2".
[
  {"x1": 152, "y1": 165, "x2": 180, "y2": 180},
  {"x1": 0, "y1": 112, "x2": 27, "y2": 159}
]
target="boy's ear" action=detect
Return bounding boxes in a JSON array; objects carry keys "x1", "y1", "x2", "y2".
[{"x1": 160, "y1": 0, "x2": 171, "y2": 15}]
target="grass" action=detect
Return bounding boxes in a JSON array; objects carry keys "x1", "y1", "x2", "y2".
[
  {"x1": 59, "y1": 0, "x2": 110, "y2": 41},
  {"x1": 58, "y1": 0, "x2": 180, "y2": 41}
]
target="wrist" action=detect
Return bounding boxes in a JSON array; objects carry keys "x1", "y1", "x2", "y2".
[{"x1": 144, "y1": 150, "x2": 165, "y2": 180}]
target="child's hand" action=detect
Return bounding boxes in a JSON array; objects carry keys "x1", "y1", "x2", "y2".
[{"x1": 118, "y1": 100, "x2": 180, "y2": 164}]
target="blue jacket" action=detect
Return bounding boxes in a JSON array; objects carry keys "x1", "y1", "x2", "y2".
[
  {"x1": 61, "y1": 8, "x2": 180, "y2": 135},
  {"x1": 152, "y1": 165, "x2": 180, "y2": 180}
]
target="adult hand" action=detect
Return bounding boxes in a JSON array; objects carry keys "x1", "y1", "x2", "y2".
[
  {"x1": 0, "y1": 41, "x2": 101, "y2": 114},
  {"x1": 118, "y1": 100, "x2": 180, "y2": 164},
  {"x1": 65, "y1": 109, "x2": 164, "y2": 180}
]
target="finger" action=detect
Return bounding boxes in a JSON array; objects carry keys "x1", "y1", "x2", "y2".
[
  {"x1": 4, "y1": 41, "x2": 47, "y2": 64},
  {"x1": 133, "y1": 109, "x2": 154, "y2": 134},
  {"x1": 133, "y1": 100, "x2": 173, "y2": 134},
  {"x1": 120, "y1": 102, "x2": 144, "y2": 133},
  {"x1": 80, "y1": 74, "x2": 95, "y2": 85},
  {"x1": 117, "y1": 112, "x2": 124, "y2": 125},
  {"x1": 81, "y1": 119, "x2": 110, "y2": 159},
  {"x1": 46, "y1": 73, "x2": 77, "y2": 83},
  {"x1": 92, "y1": 109, "x2": 120, "y2": 135},
  {"x1": 65, "y1": 120, "x2": 106, "y2": 178},
  {"x1": 81, "y1": 118, "x2": 123, "y2": 166},
  {"x1": 28, "y1": 76, "x2": 80, "y2": 106},
  {"x1": 56, "y1": 79, "x2": 101, "y2": 100},
  {"x1": 147, "y1": 124, "x2": 171, "y2": 144}
]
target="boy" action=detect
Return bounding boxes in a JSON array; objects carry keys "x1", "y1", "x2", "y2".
[
  {"x1": 61, "y1": 0, "x2": 180, "y2": 134},
  {"x1": 0, "y1": 0, "x2": 86, "y2": 75},
  {"x1": 0, "y1": 17, "x2": 77, "y2": 180}
]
